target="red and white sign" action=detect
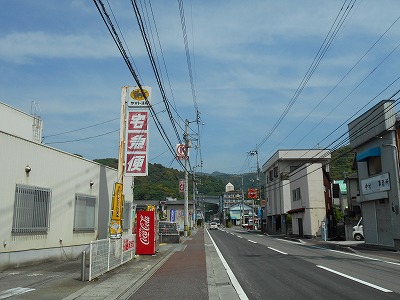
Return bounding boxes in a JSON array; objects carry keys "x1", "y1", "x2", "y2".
[
  {"x1": 136, "y1": 210, "x2": 157, "y2": 255},
  {"x1": 125, "y1": 110, "x2": 149, "y2": 176},
  {"x1": 248, "y1": 188, "x2": 258, "y2": 199},
  {"x1": 179, "y1": 179, "x2": 185, "y2": 193},
  {"x1": 176, "y1": 143, "x2": 188, "y2": 160},
  {"x1": 123, "y1": 235, "x2": 135, "y2": 252}
]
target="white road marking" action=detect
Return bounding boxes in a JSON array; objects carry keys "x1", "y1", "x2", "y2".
[
  {"x1": 316, "y1": 265, "x2": 392, "y2": 293},
  {"x1": 276, "y1": 238, "x2": 303, "y2": 244},
  {"x1": 267, "y1": 247, "x2": 288, "y2": 255},
  {"x1": 0, "y1": 287, "x2": 35, "y2": 299},
  {"x1": 328, "y1": 249, "x2": 400, "y2": 266},
  {"x1": 248, "y1": 240, "x2": 257, "y2": 244},
  {"x1": 207, "y1": 230, "x2": 249, "y2": 300},
  {"x1": 27, "y1": 273, "x2": 43, "y2": 277}
]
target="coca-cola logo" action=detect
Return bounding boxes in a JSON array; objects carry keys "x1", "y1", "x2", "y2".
[{"x1": 139, "y1": 215, "x2": 151, "y2": 245}]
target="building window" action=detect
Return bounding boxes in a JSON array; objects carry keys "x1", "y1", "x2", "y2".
[
  {"x1": 292, "y1": 188, "x2": 301, "y2": 202},
  {"x1": 12, "y1": 184, "x2": 52, "y2": 233},
  {"x1": 290, "y1": 165, "x2": 299, "y2": 173},
  {"x1": 269, "y1": 170, "x2": 274, "y2": 181},
  {"x1": 74, "y1": 194, "x2": 96, "y2": 231},
  {"x1": 367, "y1": 156, "x2": 382, "y2": 175},
  {"x1": 123, "y1": 201, "x2": 132, "y2": 231},
  {"x1": 274, "y1": 166, "x2": 279, "y2": 178}
]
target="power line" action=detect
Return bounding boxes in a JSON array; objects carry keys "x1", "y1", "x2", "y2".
[
  {"x1": 261, "y1": 11, "x2": 400, "y2": 163},
  {"x1": 269, "y1": 96, "x2": 400, "y2": 193},
  {"x1": 46, "y1": 129, "x2": 119, "y2": 144},
  {"x1": 93, "y1": 0, "x2": 188, "y2": 172},
  {"x1": 254, "y1": 0, "x2": 355, "y2": 153}
]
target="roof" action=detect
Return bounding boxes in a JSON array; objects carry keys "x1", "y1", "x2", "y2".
[{"x1": 287, "y1": 207, "x2": 305, "y2": 214}]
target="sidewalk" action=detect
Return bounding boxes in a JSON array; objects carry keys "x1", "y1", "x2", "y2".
[{"x1": 0, "y1": 228, "x2": 240, "y2": 300}]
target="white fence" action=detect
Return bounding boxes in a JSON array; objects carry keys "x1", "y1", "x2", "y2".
[{"x1": 88, "y1": 234, "x2": 136, "y2": 281}]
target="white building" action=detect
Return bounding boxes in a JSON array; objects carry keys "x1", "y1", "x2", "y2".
[
  {"x1": 0, "y1": 102, "x2": 132, "y2": 270},
  {"x1": 262, "y1": 149, "x2": 331, "y2": 235},
  {"x1": 289, "y1": 163, "x2": 330, "y2": 237}
]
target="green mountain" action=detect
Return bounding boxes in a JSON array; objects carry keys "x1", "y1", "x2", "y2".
[
  {"x1": 94, "y1": 145, "x2": 354, "y2": 200},
  {"x1": 330, "y1": 145, "x2": 355, "y2": 180}
]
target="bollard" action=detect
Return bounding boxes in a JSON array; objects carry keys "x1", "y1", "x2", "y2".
[{"x1": 81, "y1": 251, "x2": 86, "y2": 281}]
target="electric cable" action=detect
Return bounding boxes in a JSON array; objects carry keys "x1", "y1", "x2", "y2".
[
  {"x1": 261, "y1": 12, "x2": 400, "y2": 163},
  {"x1": 94, "y1": 0, "x2": 188, "y2": 172},
  {"x1": 254, "y1": 0, "x2": 356, "y2": 153}
]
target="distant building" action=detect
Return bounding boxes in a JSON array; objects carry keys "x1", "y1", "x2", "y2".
[
  {"x1": 333, "y1": 179, "x2": 348, "y2": 213},
  {"x1": 228, "y1": 203, "x2": 254, "y2": 226},
  {"x1": 345, "y1": 173, "x2": 361, "y2": 218}
]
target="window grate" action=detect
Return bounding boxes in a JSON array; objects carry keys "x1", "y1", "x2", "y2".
[
  {"x1": 12, "y1": 184, "x2": 52, "y2": 233},
  {"x1": 74, "y1": 194, "x2": 96, "y2": 231}
]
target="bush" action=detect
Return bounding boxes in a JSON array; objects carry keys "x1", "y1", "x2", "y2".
[{"x1": 334, "y1": 206, "x2": 343, "y2": 223}]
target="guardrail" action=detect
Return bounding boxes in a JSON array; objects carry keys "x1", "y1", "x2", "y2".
[{"x1": 88, "y1": 234, "x2": 136, "y2": 281}]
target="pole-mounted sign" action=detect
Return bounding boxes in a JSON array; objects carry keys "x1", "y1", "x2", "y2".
[{"x1": 124, "y1": 86, "x2": 151, "y2": 177}]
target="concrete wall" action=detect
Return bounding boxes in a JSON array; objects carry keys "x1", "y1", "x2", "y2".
[
  {"x1": 349, "y1": 100, "x2": 400, "y2": 249},
  {"x1": 290, "y1": 163, "x2": 326, "y2": 237},
  {"x1": 0, "y1": 101, "x2": 42, "y2": 142},
  {"x1": 0, "y1": 131, "x2": 118, "y2": 270}
]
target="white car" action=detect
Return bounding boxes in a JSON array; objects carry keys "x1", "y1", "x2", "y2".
[
  {"x1": 209, "y1": 222, "x2": 218, "y2": 230},
  {"x1": 353, "y1": 218, "x2": 364, "y2": 241}
]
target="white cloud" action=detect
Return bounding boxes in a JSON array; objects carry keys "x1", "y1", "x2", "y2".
[{"x1": 0, "y1": 30, "x2": 150, "y2": 64}]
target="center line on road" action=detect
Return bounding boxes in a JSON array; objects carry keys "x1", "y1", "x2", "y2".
[
  {"x1": 316, "y1": 265, "x2": 392, "y2": 293},
  {"x1": 267, "y1": 247, "x2": 288, "y2": 255},
  {"x1": 248, "y1": 240, "x2": 257, "y2": 244}
]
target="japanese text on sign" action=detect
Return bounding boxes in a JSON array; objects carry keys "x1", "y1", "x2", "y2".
[{"x1": 361, "y1": 173, "x2": 391, "y2": 195}]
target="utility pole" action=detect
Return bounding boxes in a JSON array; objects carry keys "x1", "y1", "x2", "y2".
[
  {"x1": 249, "y1": 149, "x2": 260, "y2": 230},
  {"x1": 192, "y1": 167, "x2": 197, "y2": 229},
  {"x1": 184, "y1": 119, "x2": 189, "y2": 237},
  {"x1": 241, "y1": 174, "x2": 244, "y2": 227}
]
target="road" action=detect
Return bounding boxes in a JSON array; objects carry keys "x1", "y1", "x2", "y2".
[{"x1": 208, "y1": 227, "x2": 400, "y2": 300}]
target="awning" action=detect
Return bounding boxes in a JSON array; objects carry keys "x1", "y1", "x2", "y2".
[
  {"x1": 287, "y1": 208, "x2": 305, "y2": 214},
  {"x1": 356, "y1": 147, "x2": 381, "y2": 162}
]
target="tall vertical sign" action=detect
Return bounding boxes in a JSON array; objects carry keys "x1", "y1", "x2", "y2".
[
  {"x1": 124, "y1": 86, "x2": 151, "y2": 176},
  {"x1": 136, "y1": 210, "x2": 157, "y2": 255}
]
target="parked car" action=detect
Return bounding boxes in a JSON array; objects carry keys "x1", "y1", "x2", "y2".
[
  {"x1": 353, "y1": 218, "x2": 364, "y2": 241},
  {"x1": 209, "y1": 222, "x2": 218, "y2": 230}
]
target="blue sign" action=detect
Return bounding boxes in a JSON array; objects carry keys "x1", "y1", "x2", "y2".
[{"x1": 170, "y1": 209, "x2": 176, "y2": 222}]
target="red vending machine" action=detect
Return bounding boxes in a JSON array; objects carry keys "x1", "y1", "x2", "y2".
[{"x1": 136, "y1": 210, "x2": 158, "y2": 255}]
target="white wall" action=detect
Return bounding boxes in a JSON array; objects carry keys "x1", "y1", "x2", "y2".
[
  {"x1": 290, "y1": 163, "x2": 326, "y2": 237},
  {"x1": 0, "y1": 102, "x2": 42, "y2": 142},
  {"x1": 0, "y1": 131, "x2": 118, "y2": 269}
]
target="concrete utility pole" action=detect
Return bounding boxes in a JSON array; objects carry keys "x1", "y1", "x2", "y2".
[
  {"x1": 184, "y1": 119, "x2": 189, "y2": 237},
  {"x1": 241, "y1": 174, "x2": 244, "y2": 227},
  {"x1": 249, "y1": 149, "x2": 260, "y2": 230}
]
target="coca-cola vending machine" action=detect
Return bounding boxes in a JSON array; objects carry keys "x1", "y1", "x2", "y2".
[{"x1": 136, "y1": 210, "x2": 158, "y2": 255}]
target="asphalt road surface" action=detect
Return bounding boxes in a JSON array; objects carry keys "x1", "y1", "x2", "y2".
[{"x1": 209, "y1": 228, "x2": 400, "y2": 300}]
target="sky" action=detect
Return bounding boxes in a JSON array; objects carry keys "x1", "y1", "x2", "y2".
[{"x1": 1, "y1": 1, "x2": 400, "y2": 175}]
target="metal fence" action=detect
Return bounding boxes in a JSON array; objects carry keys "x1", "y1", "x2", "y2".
[{"x1": 88, "y1": 234, "x2": 136, "y2": 281}]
